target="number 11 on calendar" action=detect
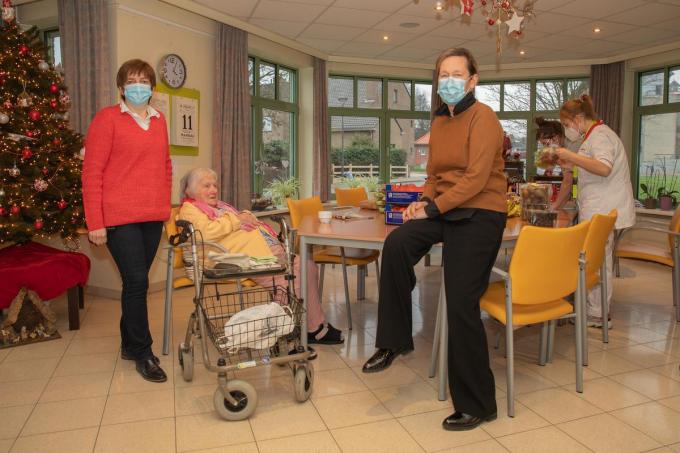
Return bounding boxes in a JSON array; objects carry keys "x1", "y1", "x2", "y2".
[{"x1": 171, "y1": 95, "x2": 199, "y2": 147}]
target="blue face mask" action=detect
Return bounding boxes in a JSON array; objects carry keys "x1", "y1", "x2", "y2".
[
  {"x1": 124, "y1": 83, "x2": 153, "y2": 106},
  {"x1": 437, "y1": 77, "x2": 469, "y2": 105}
]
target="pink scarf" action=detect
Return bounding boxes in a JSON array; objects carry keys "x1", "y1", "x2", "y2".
[{"x1": 183, "y1": 197, "x2": 277, "y2": 238}]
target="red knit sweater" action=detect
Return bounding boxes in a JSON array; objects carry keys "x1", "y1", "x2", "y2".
[{"x1": 82, "y1": 105, "x2": 172, "y2": 231}]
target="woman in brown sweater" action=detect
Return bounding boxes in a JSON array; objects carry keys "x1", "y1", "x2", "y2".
[{"x1": 362, "y1": 48, "x2": 506, "y2": 431}]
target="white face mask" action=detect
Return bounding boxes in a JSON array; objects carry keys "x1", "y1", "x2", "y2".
[{"x1": 564, "y1": 126, "x2": 581, "y2": 142}]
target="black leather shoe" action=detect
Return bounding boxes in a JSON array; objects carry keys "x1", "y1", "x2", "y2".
[
  {"x1": 121, "y1": 348, "x2": 160, "y2": 365},
  {"x1": 135, "y1": 358, "x2": 167, "y2": 383},
  {"x1": 442, "y1": 411, "x2": 497, "y2": 431},
  {"x1": 362, "y1": 348, "x2": 410, "y2": 373}
]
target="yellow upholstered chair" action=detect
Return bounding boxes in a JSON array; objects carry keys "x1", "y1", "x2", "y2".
[
  {"x1": 335, "y1": 187, "x2": 368, "y2": 207},
  {"x1": 615, "y1": 205, "x2": 680, "y2": 321},
  {"x1": 287, "y1": 196, "x2": 380, "y2": 330},
  {"x1": 480, "y1": 221, "x2": 591, "y2": 417}
]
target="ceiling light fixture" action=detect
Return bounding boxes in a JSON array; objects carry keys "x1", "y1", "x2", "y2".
[
  {"x1": 593, "y1": 27, "x2": 601, "y2": 33},
  {"x1": 383, "y1": 35, "x2": 389, "y2": 41},
  {"x1": 520, "y1": 50, "x2": 525, "y2": 55}
]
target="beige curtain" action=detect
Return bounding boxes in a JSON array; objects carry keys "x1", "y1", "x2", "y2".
[
  {"x1": 57, "y1": 0, "x2": 111, "y2": 135},
  {"x1": 213, "y1": 24, "x2": 252, "y2": 209},
  {"x1": 590, "y1": 61, "x2": 624, "y2": 135},
  {"x1": 313, "y1": 57, "x2": 330, "y2": 201}
]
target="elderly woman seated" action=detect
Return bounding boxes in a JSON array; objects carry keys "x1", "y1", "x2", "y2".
[{"x1": 178, "y1": 167, "x2": 343, "y2": 345}]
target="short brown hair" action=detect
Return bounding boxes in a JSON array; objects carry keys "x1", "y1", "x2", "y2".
[
  {"x1": 431, "y1": 48, "x2": 479, "y2": 117},
  {"x1": 535, "y1": 117, "x2": 564, "y2": 140},
  {"x1": 116, "y1": 59, "x2": 156, "y2": 98},
  {"x1": 560, "y1": 94, "x2": 598, "y2": 122}
]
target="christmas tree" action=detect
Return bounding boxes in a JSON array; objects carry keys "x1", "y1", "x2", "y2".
[{"x1": 0, "y1": 0, "x2": 85, "y2": 245}]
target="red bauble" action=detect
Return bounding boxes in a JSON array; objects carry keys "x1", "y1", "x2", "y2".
[
  {"x1": 41, "y1": 166, "x2": 49, "y2": 175},
  {"x1": 28, "y1": 109, "x2": 40, "y2": 121},
  {"x1": 34, "y1": 218, "x2": 44, "y2": 230},
  {"x1": 25, "y1": 130, "x2": 34, "y2": 138},
  {"x1": 21, "y1": 146, "x2": 33, "y2": 159},
  {"x1": 10, "y1": 205, "x2": 20, "y2": 216},
  {"x1": 50, "y1": 99, "x2": 58, "y2": 109},
  {"x1": 49, "y1": 83, "x2": 59, "y2": 94},
  {"x1": 0, "y1": 207, "x2": 6, "y2": 216},
  {"x1": 3, "y1": 100, "x2": 12, "y2": 109},
  {"x1": 18, "y1": 44, "x2": 29, "y2": 56},
  {"x1": 52, "y1": 137, "x2": 61, "y2": 146},
  {"x1": 57, "y1": 199, "x2": 67, "y2": 209},
  {"x1": 488, "y1": 18, "x2": 495, "y2": 25}
]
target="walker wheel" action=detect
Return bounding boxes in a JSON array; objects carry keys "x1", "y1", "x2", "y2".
[
  {"x1": 293, "y1": 362, "x2": 314, "y2": 402},
  {"x1": 178, "y1": 343, "x2": 194, "y2": 382},
  {"x1": 213, "y1": 380, "x2": 258, "y2": 421}
]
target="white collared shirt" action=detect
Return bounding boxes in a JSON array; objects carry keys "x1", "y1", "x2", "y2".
[{"x1": 119, "y1": 101, "x2": 160, "y2": 131}]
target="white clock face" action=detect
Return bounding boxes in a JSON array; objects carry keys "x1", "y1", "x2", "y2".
[{"x1": 160, "y1": 54, "x2": 186, "y2": 89}]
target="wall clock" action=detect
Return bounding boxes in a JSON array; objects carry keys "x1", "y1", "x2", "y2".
[{"x1": 159, "y1": 54, "x2": 186, "y2": 89}]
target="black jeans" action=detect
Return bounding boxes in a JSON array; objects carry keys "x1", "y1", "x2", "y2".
[
  {"x1": 375, "y1": 209, "x2": 506, "y2": 418},
  {"x1": 106, "y1": 221, "x2": 163, "y2": 360}
]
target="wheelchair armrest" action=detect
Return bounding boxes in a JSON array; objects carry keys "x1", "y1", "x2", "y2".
[{"x1": 491, "y1": 266, "x2": 509, "y2": 280}]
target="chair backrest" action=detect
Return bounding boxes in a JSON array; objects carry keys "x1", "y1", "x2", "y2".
[
  {"x1": 164, "y1": 207, "x2": 184, "y2": 270},
  {"x1": 509, "y1": 220, "x2": 591, "y2": 305},
  {"x1": 583, "y1": 210, "x2": 617, "y2": 277},
  {"x1": 336, "y1": 187, "x2": 368, "y2": 207},
  {"x1": 287, "y1": 196, "x2": 323, "y2": 228},
  {"x1": 669, "y1": 204, "x2": 680, "y2": 250}
]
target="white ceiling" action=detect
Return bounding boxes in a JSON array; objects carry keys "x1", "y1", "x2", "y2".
[{"x1": 193, "y1": 0, "x2": 680, "y2": 65}]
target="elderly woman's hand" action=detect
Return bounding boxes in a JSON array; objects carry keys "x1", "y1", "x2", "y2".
[{"x1": 238, "y1": 211, "x2": 258, "y2": 225}]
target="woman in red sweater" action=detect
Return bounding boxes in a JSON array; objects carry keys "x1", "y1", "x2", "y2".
[{"x1": 82, "y1": 59, "x2": 172, "y2": 383}]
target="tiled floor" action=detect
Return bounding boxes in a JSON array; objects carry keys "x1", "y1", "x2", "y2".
[{"x1": 1, "y1": 257, "x2": 679, "y2": 452}]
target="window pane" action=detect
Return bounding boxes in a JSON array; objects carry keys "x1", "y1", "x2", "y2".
[
  {"x1": 415, "y1": 83, "x2": 432, "y2": 112},
  {"x1": 476, "y1": 84, "x2": 500, "y2": 111},
  {"x1": 669, "y1": 67, "x2": 680, "y2": 103},
  {"x1": 257, "y1": 109, "x2": 293, "y2": 190},
  {"x1": 503, "y1": 82, "x2": 530, "y2": 111},
  {"x1": 639, "y1": 71, "x2": 664, "y2": 106},
  {"x1": 500, "y1": 119, "x2": 527, "y2": 180},
  {"x1": 278, "y1": 67, "x2": 293, "y2": 103},
  {"x1": 638, "y1": 113, "x2": 680, "y2": 198},
  {"x1": 259, "y1": 63, "x2": 275, "y2": 99},
  {"x1": 328, "y1": 77, "x2": 354, "y2": 107},
  {"x1": 536, "y1": 81, "x2": 564, "y2": 111},
  {"x1": 248, "y1": 58, "x2": 254, "y2": 95},
  {"x1": 390, "y1": 118, "x2": 431, "y2": 184},
  {"x1": 330, "y1": 116, "x2": 380, "y2": 188},
  {"x1": 388, "y1": 80, "x2": 411, "y2": 110},
  {"x1": 358, "y1": 79, "x2": 382, "y2": 109},
  {"x1": 567, "y1": 78, "x2": 589, "y2": 99}
]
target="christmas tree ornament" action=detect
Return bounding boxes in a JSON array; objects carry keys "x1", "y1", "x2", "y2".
[
  {"x1": 0, "y1": 112, "x2": 9, "y2": 124},
  {"x1": 49, "y1": 99, "x2": 58, "y2": 109},
  {"x1": 16, "y1": 91, "x2": 32, "y2": 107},
  {"x1": 460, "y1": 0, "x2": 473, "y2": 16},
  {"x1": 21, "y1": 146, "x2": 33, "y2": 159},
  {"x1": 18, "y1": 44, "x2": 29, "y2": 56},
  {"x1": 10, "y1": 204, "x2": 20, "y2": 216},
  {"x1": 0, "y1": 189, "x2": 5, "y2": 197},
  {"x1": 25, "y1": 130, "x2": 34, "y2": 138},
  {"x1": 505, "y1": 11, "x2": 524, "y2": 35},
  {"x1": 3, "y1": 100, "x2": 12, "y2": 109},
  {"x1": 8, "y1": 164, "x2": 20, "y2": 177},
  {"x1": 1, "y1": 0, "x2": 15, "y2": 22},
  {"x1": 52, "y1": 137, "x2": 61, "y2": 146},
  {"x1": 49, "y1": 83, "x2": 59, "y2": 94},
  {"x1": 33, "y1": 179, "x2": 48, "y2": 192},
  {"x1": 38, "y1": 60, "x2": 50, "y2": 71},
  {"x1": 0, "y1": 207, "x2": 6, "y2": 216},
  {"x1": 34, "y1": 218, "x2": 43, "y2": 230},
  {"x1": 57, "y1": 199, "x2": 67, "y2": 209},
  {"x1": 41, "y1": 166, "x2": 49, "y2": 175},
  {"x1": 28, "y1": 109, "x2": 40, "y2": 121},
  {"x1": 59, "y1": 91, "x2": 70, "y2": 106}
]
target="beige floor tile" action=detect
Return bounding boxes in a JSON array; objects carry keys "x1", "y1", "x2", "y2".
[
  {"x1": 257, "y1": 430, "x2": 340, "y2": 453},
  {"x1": 0, "y1": 357, "x2": 59, "y2": 383},
  {"x1": 612, "y1": 401, "x2": 680, "y2": 445},
  {"x1": 312, "y1": 346, "x2": 350, "y2": 372},
  {"x1": 65, "y1": 336, "x2": 120, "y2": 356},
  {"x1": 581, "y1": 350, "x2": 642, "y2": 376},
  {"x1": 175, "y1": 383, "x2": 217, "y2": 416},
  {"x1": 109, "y1": 367, "x2": 174, "y2": 394},
  {"x1": 644, "y1": 337, "x2": 680, "y2": 358},
  {"x1": 334, "y1": 341, "x2": 382, "y2": 368},
  {"x1": 312, "y1": 367, "x2": 368, "y2": 398},
  {"x1": 373, "y1": 381, "x2": 451, "y2": 417},
  {"x1": 248, "y1": 375, "x2": 302, "y2": 409},
  {"x1": 610, "y1": 369, "x2": 680, "y2": 400},
  {"x1": 398, "y1": 408, "x2": 490, "y2": 452},
  {"x1": 521, "y1": 356, "x2": 602, "y2": 386},
  {"x1": 610, "y1": 344, "x2": 677, "y2": 368},
  {"x1": 52, "y1": 351, "x2": 118, "y2": 377},
  {"x1": 515, "y1": 388, "x2": 602, "y2": 424},
  {"x1": 333, "y1": 419, "x2": 424, "y2": 453},
  {"x1": 564, "y1": 377, "x2": 651, "y2": 411},
  {"x1": 0, "y1": 379, "x2": 47, "y2": 408},
  {"x1": 4, "y1": 339, "x2": 69, "y2": 362},
  {"x1": 175, "y1": 412, "x2": 253, "y2": 452},
  {"x1": 658, "y1": 394, "x2": 680, "y2": 412},
  {"x1": 188, "y1": 444, "x2": 259, "y2": 453},
  {"x1": 0, "y1": 439, "x2": 11, "y2": 453},
  {"x1": 0, "y1": 405, "x2": 32, "y2": 440},
  {"x1": 437, "y1": 439, "x2": 508, "y2": 453},
  {"x1": 22, "y1": 397, "x2": 106, "y2": 435},
  {"x1": 497, "y1": 426, "x2": 590, "y2": 453},
  {"x1": 481, "y1": 398, "x2": 550, "y2": 438},
  {"x1": 102, "y1": 388, "x2": 174, "y2": 425},
  {"x1": 39, "y1": 372, "x2": 112, "y2": 403},
  {"x1": 670, "y1": 443, "x2": 680, "y2": 453},
  {"x1": 94, "y1": 417, "x2": 175, "y2": 453},
  {"x1": 493, "y1": 365, "x2": 559, "y2": 395},
  {"x1": 353, "y1": 362, "x2": 422, "y2": 390},
  {"x1": 312, "y1": 390, "x2": 392, "y2": 429},
  {"x1": 649, "y1": 362, "x2": 680, "y2": 383},
  {"x1": 249, "y1": 400, "x2": 327, "y2": 441},
  {"x1": 74, "y1": 322, "x2": 122, "y2": 339},
  {"x1": 11, "y1": 428, "x2": 98, "y2": 453},
  {"x1": 558, "y1": 413, "x2": 661, "y2": 453}
]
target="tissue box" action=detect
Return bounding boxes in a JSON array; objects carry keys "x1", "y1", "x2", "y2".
[
  {"x1": 385, "y1": 204, "x2": 407, "y2": 225},
  {"x1": 385, "y1": 184, "x2": 424, "y2": 204}
]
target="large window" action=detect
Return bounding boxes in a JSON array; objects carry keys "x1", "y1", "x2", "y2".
[
  {"x1": 249, "y1": 57, "x2": 298, "y2": 197},
  {"x1": 634, "y1": 65, "x2": 680, "y2": 198},
  {"x1": 328, "y1": 76, "x2": 432, "y2": 192},
  {"x1": 43, "y1": 29, "x2": 61, "y2": 67},
  {"x1": 476, "y1": 77, "x2": 589, "y2": 179}
]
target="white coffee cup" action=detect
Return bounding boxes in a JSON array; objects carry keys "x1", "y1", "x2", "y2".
[{"x1": 318, "y1": 211, "x2": 332, "y2": 224}]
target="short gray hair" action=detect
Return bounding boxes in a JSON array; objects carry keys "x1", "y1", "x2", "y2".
[{"x1": 180, "y1": 167, "x2": 217, "y2": 198}]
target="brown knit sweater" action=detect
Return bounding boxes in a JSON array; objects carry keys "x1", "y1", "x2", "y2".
[{"x1": 423, "y1": 101, "x2": 506, "y2": 215}]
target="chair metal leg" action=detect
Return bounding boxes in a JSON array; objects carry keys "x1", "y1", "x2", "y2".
[
  {"x1": 601, "y1": 260, "x2": 609, "y2": 344},
  {"x1": 340, "y1": 248, "x2": 352, "y2": 330},
  {"x1": 357, "y1": 264, "x2": 366, "y2": 301},
  {"x1": 539, "y1": 322, "x2": 549, "y2": 366},
  {"x1": 375, "y1": 261, "x2": 380, "y2": 293},
  {"x1": 318, "y1": 263, "x2": 325, "y2": 300},
  {"x1": 547, "y1": 320, "x2": 556, "y2": 363},
  {"x1": 429, "y1": 285, "x2": 443, "y2": 379},
  {"x1": 575, "y1": 253, "x2": 585, "y2": 392},
  {"x1": 505, "y1": 278, "x2": 515, "y2": 417},
  {"x1": 673, "y1": 238, "x2": 680, "y2": 322},
  {"x1": 580, "y1": 262, "x2": 588, "y2": 367},
  {"x1": 437, "y1": 277, "x2": 448, "y2": 402},
  {"x1": 162, "y1": 247, "x2": 174, "y2": 356}
]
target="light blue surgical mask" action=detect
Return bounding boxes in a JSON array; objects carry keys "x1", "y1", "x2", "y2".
[
  {"x1": 124, "y1": 83, "x2": 153, "y2": 106},
  {"x1": 437, "y1": 77, "x2": 469, "y2": 105}
]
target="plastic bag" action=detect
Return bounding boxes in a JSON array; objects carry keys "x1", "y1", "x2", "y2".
[{"x1": 223, "y1": 302, "x2": 294, "y2": 353}]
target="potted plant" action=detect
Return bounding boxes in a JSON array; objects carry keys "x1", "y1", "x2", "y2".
[
  {"x1": 658, "y1": 188, "x2": 677, "y2": 211},
  {"x1": 640, "y1": 183, "x2": 658, "y2": 209},
  {"x1": 263, "y1": 177, "x2": 300, "y2": 209}
]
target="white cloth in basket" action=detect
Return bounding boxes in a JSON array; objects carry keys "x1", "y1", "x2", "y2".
[{"x1": 223, "y1": 303, "x2": 294, "y2": 353}]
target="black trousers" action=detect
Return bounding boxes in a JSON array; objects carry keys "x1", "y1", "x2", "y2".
[
  {"x1": 106, "y1": 221, "x2": 163, "y2": 360},
  {"x1": 375, "y1": 209, "x2": 506, "y2": 418}
]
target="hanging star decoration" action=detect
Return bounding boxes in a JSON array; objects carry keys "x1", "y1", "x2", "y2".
[{"x1": 505, "y1": 10, "x2": 524, "y2": 35}]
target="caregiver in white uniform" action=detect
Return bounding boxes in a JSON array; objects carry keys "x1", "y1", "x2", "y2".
[{"x1": 552, "y1": 94, "x2": 636, "y2": 327}]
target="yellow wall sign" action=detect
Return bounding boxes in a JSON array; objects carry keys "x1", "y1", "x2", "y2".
[{"x1": 151, "y1": 82, "x2": 200, "y2": 156}]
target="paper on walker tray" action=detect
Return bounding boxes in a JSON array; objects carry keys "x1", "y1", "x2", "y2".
[
  {"x1": 333, "y1": 211, "x2": 374, "y2": 221},
  {"x1": 207, "y1": 251, "x2": 250, "y2": 269}
]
